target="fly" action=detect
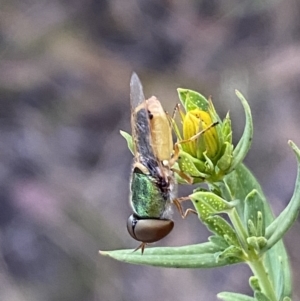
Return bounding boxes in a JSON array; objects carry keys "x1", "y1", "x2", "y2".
[{"x1": 127, "y1": 73, "x2": 177, "y2": 253}]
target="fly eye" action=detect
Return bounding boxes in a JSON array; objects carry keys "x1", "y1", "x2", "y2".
[{"x1": 127, "y1": 215, "x2": 174, "y2": 243}]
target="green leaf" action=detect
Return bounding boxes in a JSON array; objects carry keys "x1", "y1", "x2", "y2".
[
  {"x1": 218, "y1": 292, "x2": 255, "y2": 301},
  {"x1": 206, "y1": 215, "x2": 240, "y2": 247},
  {"x1": 120, "y1": 130, "x2": 134, "y2": 155},
  {"x1": 208, "y1": 235, "x2": 229, "y2": 249},
  {"x1": 189, "y1": 192, "x2": 242, "y2": 247},
  {"x1": 264, "y1": 141, "x2": 300, "y2": 251},
  {"x1": 177, "y1": 150, "x2": 207, "y2": 178},
  {"x1": 229, "y1": 90, "x2": 253, "y2": 172},
  {"x1": 246, "y1": 237, "x2": 259, "y2": 252},
  {"x1": 177, "y1": 88, "x2": 209, "y2": 112},
  {"x1": 256, "y1": 237, "x2": 267, "y2": 249},
  {"x1": 274, "y1": 255, "x2": 284, "y2": 301},
  {"x1": 244, "y1": 190, "x2": 265, "y2": 237},
  {"x1": 256, "y1": 212, "x2": 264, "y2": 238},
  {"x1": 203, "y1": 151, "x2": 214, "y2": 171},
  {"x1": 223, "y1": 164, "x2": 292, "y2": 299},
  {"x1": 247, "y1": 220, "x2": 257, "y2": 238},
  {"x1": 254, "y1": 291, "x2": 271, "y2": 301},
  {"x1": 216, "y1": 245, "x2": 243, "y2": 261},
  {"x1": 247, "y1": 237, "x2": 267, "y2": 252},
  {"x1": 100, "y1": 243, "x2": 241, "y2": 268},
  {"x1": 249, "y1": 276, "x2": 261, "y2": 292},
  {"x1": 222, "y1": 113, "x2": 233, "y2": 145},
  {"x1": 172, "y1": 162, "x2": 193, "y2": 184},
  {"x1": 217, "y1": 142, "x2": 233, "y2": 171},
  {"x1": 190, "y1": 191, "x2": 235, "y2": 220}
]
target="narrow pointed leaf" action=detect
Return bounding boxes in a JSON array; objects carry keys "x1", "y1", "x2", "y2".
[
  {"x1": 222, "y1": 114, "x2": 232, "y2": 145},
  {"x1": 218, "y1": 292, "x2": 255, "y2": 301},
  {"x1": 100, "y1": 243, "x2": 242, "y2": 268},
  {"x1": 217, "y1": 142, "x2": 233, "y2": 171},
  {"x1": 256, "y1": 212, "x2": 264, "y2": 238},
  {"x1": 120, "y1": 130, "x2": 134, "y2": 155},
  {"x1": 229, "y1": 90, "x2": 253, "y2": 172},
  {"x1": 264, "y1": 141, "x2": 300, "y2": 250},
  {"x1": 247, "y1": 220, "x2": 257, "y2": 237}
]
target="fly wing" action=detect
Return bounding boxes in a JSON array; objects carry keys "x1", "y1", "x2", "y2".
[
  {"x1": 130, "y1": 73, "x2": 155, "y2": 163},
  {"x1": 130, "y1": 73, "x2": 145, "y2": 109},
  {"x1": 130, "y1": 74, "x2": 173, "y2": 201}
]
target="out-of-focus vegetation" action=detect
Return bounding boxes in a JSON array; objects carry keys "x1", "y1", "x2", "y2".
[{"x1": 0, "y1": 1, "x2": 299, "y2": 300}]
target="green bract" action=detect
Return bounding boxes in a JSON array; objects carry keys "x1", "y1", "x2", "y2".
[{"x1": 102, "y1": 84, "x2": 300, "y2": 301}]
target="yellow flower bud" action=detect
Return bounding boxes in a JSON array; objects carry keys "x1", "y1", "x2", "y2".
[{"x1": 182, "y1": 109, "x2": 219, "y2": 160}]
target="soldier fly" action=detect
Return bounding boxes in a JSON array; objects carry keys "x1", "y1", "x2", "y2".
[{"x1": 127, "y1": 73, "x2": 177, "y2": 253}]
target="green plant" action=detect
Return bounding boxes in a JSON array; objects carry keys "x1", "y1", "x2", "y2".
[{"x1": 100, "y1": 86, "x2": 299, "y2": 301}]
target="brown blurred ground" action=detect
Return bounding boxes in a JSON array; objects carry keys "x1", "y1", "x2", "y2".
[{"x1": 0, "y1": 0, "x2": 300, "y2": 300}]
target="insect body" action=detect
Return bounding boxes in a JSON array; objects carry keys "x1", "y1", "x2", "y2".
[{"x1": 127, "y1": 73, "x2": 176, "y2": 253}]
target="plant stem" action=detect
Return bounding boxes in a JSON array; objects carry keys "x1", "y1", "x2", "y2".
[
  {"x1": 229, "y1": 207, "x2": 278, "y2": 300},
  {"x1": 248, "y1": 257, "x2": 277, "y2": 301},
  {"x1": 229, "y1": 208, "x2": 248, "y2": 250}
]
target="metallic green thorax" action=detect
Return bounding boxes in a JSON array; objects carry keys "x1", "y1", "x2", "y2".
[{"x1": 130, "y1": 171, "x2": 167, "y2": 219}]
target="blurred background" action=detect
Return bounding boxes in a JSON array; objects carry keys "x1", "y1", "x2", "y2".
[{"x1": 0, "y1": 0, "x2": 300, "y2": 300}]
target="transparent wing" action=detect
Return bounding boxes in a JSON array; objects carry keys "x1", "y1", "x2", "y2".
[
  {"x1": 130, "y1": 73, "x2": 155, "y2": 163},
  {"x1": 130, "y1": 73, "x2": 145, "y2": 110}
]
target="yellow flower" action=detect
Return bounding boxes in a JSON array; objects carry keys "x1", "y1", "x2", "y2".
[{"x1": 182, "y1": 109, "x2": 219, "y2": 160}]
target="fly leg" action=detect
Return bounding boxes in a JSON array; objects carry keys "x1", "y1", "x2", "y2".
[
  {"x1": 178, "y1": 121, "x2": 219, "y2": 145},
  {"x1": 173, "y1": 196, "x2": 197, "y2": 219},
  {"x1": 133, "y1": 242, "x2": 147, "y2": 254},
  {"x1": 168, "y1": 143, "x2": 193, "y2": 184}
]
